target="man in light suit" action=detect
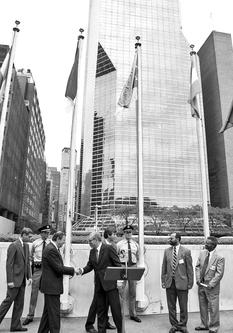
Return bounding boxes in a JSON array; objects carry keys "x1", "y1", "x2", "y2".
[
  {"x1": 0, "y1": 227, "x2": 33, "y2": 332},
  {"x1": 195, "y1": 236, "x2": 225, "y2": 333},
  {"x1": 161, "y1": 232, "x2": 193, "y2": 333},
  {"x1": 37, "y1": 231, "x2": 76, "y2": 333},
  {"x1": 78, "y1": 232, "x2": 122, "y2": 333}
]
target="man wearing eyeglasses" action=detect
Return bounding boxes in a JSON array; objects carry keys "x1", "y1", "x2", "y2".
[
  {"x1": 117, "y1": 224, "x2": 141, "y2": 323},
  {"x1": 77, "y1": 232, "x2": 122, "y2": 333}
]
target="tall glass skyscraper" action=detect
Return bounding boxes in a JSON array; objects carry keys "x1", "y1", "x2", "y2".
[{"x1": 79, "y1": 0, "x2": 202, "y2": 219}]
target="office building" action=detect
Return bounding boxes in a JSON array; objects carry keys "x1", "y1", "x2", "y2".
[
  {"x1": 79, "y1": 0, "x2": 203, "y2": 222},
  {"x1": 17, "y1": 69, "x2": 46, "y2": 229},
  {"x1": 58, "y1": 148, "x2": 77, "y2": 230},
  {"x1": 46, "y1": 166, "x2": 60, "y2": 228},
  {"x1": 0, "y1": 46, "x2": 29, "y2": 232},
  {"x1": 198, "y1": 31, "x2": 233, "y2": 208}
]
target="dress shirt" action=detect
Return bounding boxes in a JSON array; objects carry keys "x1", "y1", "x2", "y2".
[
  {"x1": 32, "y1": 238, "x2": 50, "y2": 263},
  {"x1": 117, "y1": 239, "x2": 139, "y2": 264}
]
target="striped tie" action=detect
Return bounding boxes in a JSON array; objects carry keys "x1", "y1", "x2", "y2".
[{"x1": 172, "y1": 246, "x2": 177, "y2": 276}]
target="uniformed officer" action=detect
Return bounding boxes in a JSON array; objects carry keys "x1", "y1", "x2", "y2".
[
  {"x1": 117, "y1": 224, "x2": 141, "y2": 323},
  {"x1": 23, "y1": 225, "x2": 51, "y2": 326}
]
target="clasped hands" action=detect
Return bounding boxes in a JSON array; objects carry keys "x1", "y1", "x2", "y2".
[{"x1": 74, "y1": 267, "x2": 83, "y2": 276}]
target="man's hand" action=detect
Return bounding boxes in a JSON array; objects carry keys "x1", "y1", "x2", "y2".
[
  {"x1": 206, "y1": 284, "x2": 212, "y2": 290},
  {"x1": 75, "y1": 268, "x2": 83, "y2": 275},
  {"x1": 162, "y1": 283, "x2": 166, "y2": 289},
  {"x1": 8, "y1": 282, "x2": 15, "y2": 288},
  {"x1": 28, "y1": 278, "x2": 32, "y2": 286},
  {"x1": 196, "y1": 281, "x2": 201, "y2": 286}
]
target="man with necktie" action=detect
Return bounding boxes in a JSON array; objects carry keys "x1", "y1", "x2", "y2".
[
  {"x1": 161, "y1": 232, "x2": 193, "y2": 333},
  {"x1": 0, "y1": 227, "x2": 33, "y2": 332},
  {"x1": 23, "y1": 225, "x2": 51, "y2": 326},
  {"x1": 117, "y1": 224, "x2": 141, "y2": 323},
  {"x1": 85, "y1": 227, "x2": 117, "y2": 333},
  {"x1": 195, "y1": 236, "x2": 225, "y2": 333},
  {"x1": 78, "y1": 232, "x2": 122, "y2": 333},
  {"x1": 37, "y1": 231, "x2": 76, "y2": 333}
]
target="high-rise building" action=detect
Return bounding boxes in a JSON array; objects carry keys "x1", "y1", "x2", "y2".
[
  {"x1": 17, "y1": 69, "x2": 46, "y2": 229},
  {"x1": 79, "y1": 0, "x2": 203, "y2": 221},
  {"x1": 46, "y1": 166, "x2": 60, "y2": 228},
  {"x1": 58, "y1": 148, "x2": 77, "y2": 230},
  {"x1": 0, "y1": 46, "x2": 29, "y2": 231},
  {"x1": 198, "y1": 31, "x2": 233, "y2": 208}
]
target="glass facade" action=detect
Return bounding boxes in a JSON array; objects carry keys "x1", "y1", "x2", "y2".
[{"x1": 80, "y1": 0, "x2": 202, "y2": 220}]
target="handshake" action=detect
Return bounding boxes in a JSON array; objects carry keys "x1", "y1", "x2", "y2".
[{"x1": 74, "y1": 267, "x2": 83, "y2": 276}]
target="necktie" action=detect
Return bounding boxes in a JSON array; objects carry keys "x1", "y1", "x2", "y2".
[
  {"x1": 200, "y1": 252, "x2": 210, "y2": 282},
  {"x1": 42, "y1": 240, "x2": 46, "y2": 252},
  {"x1": 127, "y1": 240, "x2": 133, "y2": 266},
  {"x1": 23, "y1": 243, "x2": 26, "y2": 257},
  {"x1": 172, "y1": 246, "x2": 177, "y2": 276},
  {"x1": 95, "y1": 248, "x2": 99, "y2": 262}
]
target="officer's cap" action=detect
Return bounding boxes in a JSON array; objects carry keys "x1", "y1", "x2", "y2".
[
  {"x1": 38, "y1": 225, "x2": 51, "y2": 233},
  {"x1": 123, "y1": 224, "x2": 134, "y2": 232}
]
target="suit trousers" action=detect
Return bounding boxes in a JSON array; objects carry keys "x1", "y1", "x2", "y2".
[
  {"x1": 166, "y1": 279, "x2": 188, "y2": 329},
  {"x1": 37, "y1": 294, "x2": 60, "y2": 333},
  {"x1": 96, "y1": 285, "x2": 122, "y2": 333},
  {"x1": 118, "y1": 279, "x2": 137, "y2": 317},
  {"x1": 0, "y1": 284, "x2": 25, "y2": 330},
  {"x1": 27, "y1": 268, "x2": 42, "y2": 318},
  {"x1": 198, "y1": 285, "x2": 220, "y2": 331},
  {"x1": 85, "y1": 289, "x2": 110, "y2": 329}
]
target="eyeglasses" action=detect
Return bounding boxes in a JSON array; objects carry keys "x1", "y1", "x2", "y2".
[{"x1": 125, "y1": 231, "x2": 132, "y2": 234}]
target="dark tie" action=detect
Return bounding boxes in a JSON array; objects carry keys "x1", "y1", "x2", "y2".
[
  {"x1": 42, "y1": 240, "x2": 46, "y2": 252},
  {"x1": 95, "y1": 248, "x2": 99, "y2": 262},
  {"x1": 127, "y1": 240, "x2": 133, "y2": 266},
  {"x1": 200, "y1": 252, "x2": 210, "y2": 282},
  {"x1": 172, "y1": 246, "x2": 177, "y2": 276},
  {"x1": 23, "y1": 243, "x2": 26, "y2": 257}
]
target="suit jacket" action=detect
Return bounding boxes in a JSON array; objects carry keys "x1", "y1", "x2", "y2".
[
  {"x1": 195, "y1": 249, "x2": 225, "y2": 291},
  {"x1": 161, "y1": 245, "x2": 193, "y2": 290},
  {"x1": 83, "y1": 243, "x2": 121, "y2": 292},
  {"x1": 6, "y1": 239, "x2": 31, "y2": 287},
  {"x1": 40, "y1": 242, "x2": 74, "y2": 295}
]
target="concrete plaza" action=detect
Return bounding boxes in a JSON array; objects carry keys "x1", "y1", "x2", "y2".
[{"x1": 0, "y1": 311, "x2": 233, "y2": 333}]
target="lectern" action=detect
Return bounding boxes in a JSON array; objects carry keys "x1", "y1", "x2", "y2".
[{"x1": 105, "y1": 266, "x2": 145, "y2": 333}]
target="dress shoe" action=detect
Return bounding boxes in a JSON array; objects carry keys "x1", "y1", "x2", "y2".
[
  {"x1": 86, "y1": 328, "x2": 98, "y2": 333},
  {"x1": 180, "y1": 328, "x2": 189, "y2": 333},
  {"x1": 130, "y1": 316, "x2": 141, "y2": 323},
  {"x1": 209, "y1": 331, "x2": 217, "y2": 333},
  {"x1": 10, "y1": 328, "x2": 28, "y2": 332},
  {"x1": 195, "y1": 327, "x2": 209, "y2": 331},
  {"x1": 106, "y1": 322, "x2": 116, "y2": 329},
  {"x1": 22, "y1": 318, "x2": 33, "y2": 326}
]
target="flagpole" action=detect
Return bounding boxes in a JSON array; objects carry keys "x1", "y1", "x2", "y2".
[
  {"x1": 61, "y1": 29, "x2": 84, "y2": 313},
  {"x1": 190, "y1": 47, "x2": 210, "y2": 238},
  {"x1": 135, "y1": 36, "x2": 146, "y2": 307},
  {"x1": 0, "y1": 21, "x2": 20, "y2": 172}
]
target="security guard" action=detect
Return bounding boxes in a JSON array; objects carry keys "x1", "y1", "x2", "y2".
[
  {"x1": 117, "y1": 224, "x2": 141, "y2": 323},
  {"x1": 23, "y1": 225, "x2": 51, "y2": 325}
]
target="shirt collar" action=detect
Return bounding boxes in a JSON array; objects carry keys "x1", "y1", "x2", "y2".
[
  {"x1": 173, "y1": 243, "x2": 180, "y2": 252},
  {"x1": 105, "y1": 239, "x2": 111, "y2": 245},
  {"x1": 96, "y1": 242, "x2": 102, "y2": 252},
  {"x1": 19, "y1": 237, "x2": 23, "y2": 247},
  {"x1": 51, "y1": 240, "x2": 58, "y2": 250}
]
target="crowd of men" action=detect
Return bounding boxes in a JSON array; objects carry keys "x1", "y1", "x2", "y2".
[{"x1": 0, "y1": 225, "x2": 225, "y2": 333}]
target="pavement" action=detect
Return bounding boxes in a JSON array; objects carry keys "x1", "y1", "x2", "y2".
[{"x1": 1, "y1": 311, "x2": 233, "y2": 333}]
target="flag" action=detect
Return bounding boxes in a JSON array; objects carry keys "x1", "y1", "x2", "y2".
[
  {"x1": 65, "y1": 39, "x2": 80, "y2": 101},
  {"x1": 118, "y1": 51, "x2": 138, "y2": 108},
  {"x1": 0, "y1": 49, "x2": 10, "y2": 103},
  {"x1": 189, "y1": 55, "x2": 201, "y2": 118},
  {"x1": 219, "y1": 100, "x2": 233, "y2": 133}
]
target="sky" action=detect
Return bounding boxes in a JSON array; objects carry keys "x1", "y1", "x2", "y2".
[{"x1": 1, "y1": 0, "x2": 233, "y2": 170}]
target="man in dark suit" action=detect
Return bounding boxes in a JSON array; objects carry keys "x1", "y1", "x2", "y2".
[
  {"x1": 78, "y1": 231, "x2": 122, "y2": 333},
  {"x1": 0, "y1": 227, "x2": 33, "y2": 332},
  {"x1": 85, "y1": 227, "x2": 117, "y2": 333},
  {"x1": 195, "y1": 236, "x2": 225, "y2": 333},
  {"x1": 161, "y1": 232, "x2": 193, "y2": 333},
  {"x1": 37, "y1": 231, "x2": 76, "y2": 333}
]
